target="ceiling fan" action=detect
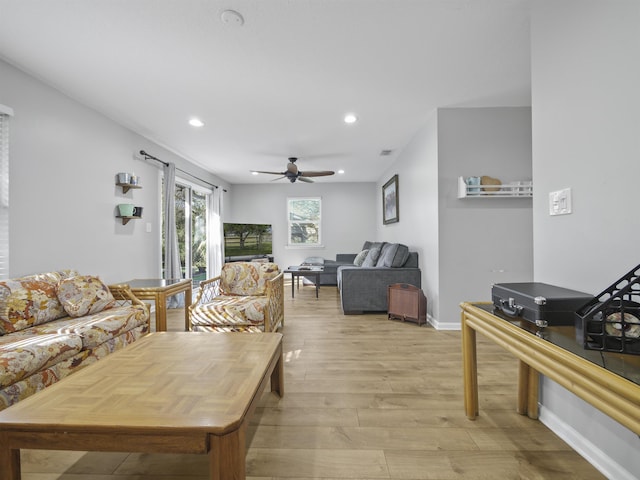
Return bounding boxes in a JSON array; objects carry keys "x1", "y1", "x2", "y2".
[{"x1": 252, "y1": 157, "x2": 335, "y2": 183}]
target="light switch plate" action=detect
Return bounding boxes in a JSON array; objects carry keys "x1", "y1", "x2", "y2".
[{"x1": 549, "y1": 188, "x2": 572, "y2": 216}]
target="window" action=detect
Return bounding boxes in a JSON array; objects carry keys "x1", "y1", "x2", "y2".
[
  {"x1": 0, "y1": 105, "x2": 13, "y2": 280},
  {"x1": 287, "y1": 197, "x2": 322, "y2": 246}
]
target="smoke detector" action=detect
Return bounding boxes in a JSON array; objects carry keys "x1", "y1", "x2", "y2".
[{"x1": 220, "y1": 10, "x2": 244, "y2": 26}]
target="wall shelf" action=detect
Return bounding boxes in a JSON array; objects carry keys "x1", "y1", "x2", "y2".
[
  {"x1": 116, "y1": 182, "x2": 142, "y2": 194},
  {"x1": 457, "y1": 176, "x2": 532, "y2": 199},
  {"x1": 116, "y1": 215, "x2": 141, "y2": 225}
]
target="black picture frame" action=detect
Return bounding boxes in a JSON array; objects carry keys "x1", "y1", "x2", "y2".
[{"x1": 382, "y1": 174, "x2": 399, "y2": 224}]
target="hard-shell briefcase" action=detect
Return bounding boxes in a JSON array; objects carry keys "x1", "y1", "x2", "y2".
[{"x1": 492, "y1": 282, "x2": 592, "y2": 328}]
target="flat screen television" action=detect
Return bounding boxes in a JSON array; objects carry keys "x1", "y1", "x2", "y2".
[{"x1": 223, "y1": 223, "x2": 273, "y2": 262}]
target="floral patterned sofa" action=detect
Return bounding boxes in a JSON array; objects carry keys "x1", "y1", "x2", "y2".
[
  {"x1": 0, "y1": 270, "x2": 150, "y2": 410},
  {"x1": 189, "y1": 262, "x2": 284, "y2": 333}
]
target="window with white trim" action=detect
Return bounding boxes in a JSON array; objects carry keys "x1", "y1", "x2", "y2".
[
  {"x1": 0, "y1": 105, "x2": 13, "y2": 280},
  {"x1": 287, "y1": 197, "x2": 322, "y2": 246}
]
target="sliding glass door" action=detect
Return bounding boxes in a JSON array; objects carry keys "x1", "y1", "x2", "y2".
[{"x1": 163, "y1": 180, "x2": 211, "y2": 287}]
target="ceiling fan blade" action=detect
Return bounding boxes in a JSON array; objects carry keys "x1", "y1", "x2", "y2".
[
  {"x1": 252, "y1": 170, "x2": 286, "y2": 175},
  {"x1": 297, "y1": 176, "x2": 314, "y2": 183},
  {"x1": 299, "y1": 170, "x2": 335, "y2": 177},
  {"x1": 270, "y1": 176, "x2": 287, "y2": 182}
]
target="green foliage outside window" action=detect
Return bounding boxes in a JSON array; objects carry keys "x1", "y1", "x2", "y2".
[{"x1": 288, "y1": 197, "x2": 321, "y2": 245}]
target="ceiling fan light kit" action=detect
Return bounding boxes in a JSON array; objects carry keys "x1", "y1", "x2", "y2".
[{"x1": 253, "y1": 157, "x2": 335, "y2": 183}]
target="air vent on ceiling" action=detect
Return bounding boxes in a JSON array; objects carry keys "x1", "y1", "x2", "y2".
[{"x1": 380, "y1": 149, "x2": 393, "y2": 156}]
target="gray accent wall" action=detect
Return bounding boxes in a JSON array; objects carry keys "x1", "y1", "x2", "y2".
[
  {"x1": 377, "y1": 107, "x2": 533, "y2": 329},
  {"x1": 531, "y1": 1, "x2": 640, "y2": 478}
]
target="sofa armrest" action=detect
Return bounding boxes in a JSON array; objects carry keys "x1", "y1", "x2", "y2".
[
  {"x1": 108, "y1": 284, "x2": 146, "y2": 308},
  {"x1": 336, "y1": 253, "x2": 357, "y2": 263},
  {"x1": 107, "y1": 284, "x2": 151, "y2": 327},
  {"x1": 264, "y1": 272, "x2": 284, "y2": 332},
  {"x1": 191, "y1": 275, "x2": 222, "y2": 307}
]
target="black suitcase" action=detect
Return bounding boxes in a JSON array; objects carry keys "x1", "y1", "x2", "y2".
[{"x1": 492, "y1": 282, "x2": 592, "y2": 327}]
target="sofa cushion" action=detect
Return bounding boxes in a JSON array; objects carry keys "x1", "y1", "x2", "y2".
[
  {"x1": 353, "y1": 249, "x2": 369, "y2": 267},
  {"x1": 377, "y1": 243, "x2": 411, "y2": 268},
  {"x1": 57, "y1": 275, "x2": 115, "y2": 318},
  {"x1": 190, "y1": 295, "x2": 268, "y2": 329},
  {"x1": 221, "y1": 262, "x2": 280, "y2": 296},
  {"x1": 23, "y1": 305, "x2": 149, "y2": 350},
  {"x1": 0, "y1": 332, "x2": 83, "y2": 388},
  {"x1": 0, "y1": 270, "x2": 77, "y2": 334},
  {"x1": 361, "y1": 246, "x2": 382, "y2": 267}
]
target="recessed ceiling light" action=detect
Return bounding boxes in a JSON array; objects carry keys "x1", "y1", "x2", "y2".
[
  {"x1": 251, "y1": 171, "x2": 259, "y2": 175},
  {"x1": 338, "y1": 169, "x2": 345, "y2": 174},
  {"x1": 344, "y1": 113, "x2": 358, "y2": 124},
  {"x1": 189, "y1": 118, "x2": 204, "y2": 127}
]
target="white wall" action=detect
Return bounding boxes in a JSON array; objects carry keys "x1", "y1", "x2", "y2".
[
  {"x1": 227, "y1": 182, "x2": 376, "y2": 268},
  {"x1": 377, "y1": 111, "x2": 440, "y2": 324},
  {"x1": 378, "y1": 107, "x2": 533, "y2": 328},
  {"x1": 531, "y1": 1, "x2": 640, "y2": 478},
  {"x1": 1, "y1": 59, "x2": 226, "y2": 284}
]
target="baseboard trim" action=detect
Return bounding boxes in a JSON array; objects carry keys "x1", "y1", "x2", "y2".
[
  {"x1": 539, "y1": 405, "x2": 637, "y2": 480},
  {"x1": 428, "y1": 314, "x2": 460, "y2": 330}
]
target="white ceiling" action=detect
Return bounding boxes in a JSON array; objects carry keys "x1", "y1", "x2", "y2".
[{"x1": 0, "y1": 0, "x2": 531, "y2": 184}]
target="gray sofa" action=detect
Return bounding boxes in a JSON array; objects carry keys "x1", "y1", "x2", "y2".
[
  {"x1": 308, "y1": 241, "x2": 422, "y2": 314},
  {"x1": 301, "y1": 254, "x2": 356, "y2": 286}
]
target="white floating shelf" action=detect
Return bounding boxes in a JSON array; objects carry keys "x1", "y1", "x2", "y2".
[{"x1": 457, "y1": 176, "x2": 533, "y2": 199}]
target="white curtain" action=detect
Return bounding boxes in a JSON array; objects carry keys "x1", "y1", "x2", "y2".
[
  {"x1": 0, "y1": 107, "x2": 12, "y2": 280},
  {"x1": 207, "y1": 187, "x2": 224, "y2": 278},
  {"x1": 163, "y1": 162, "x2": 183, "y2": 307}
]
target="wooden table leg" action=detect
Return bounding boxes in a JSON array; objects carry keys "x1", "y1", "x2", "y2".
[
  {"x1": 184, "y1": 285, "x2": 192, "y2": 331},
  {"x1": 517, "y1": 360, "x2": 530, "y2": 415},
  {"x1": 290, "y1": 274, "x2": 295, "y2": 298},
  {"x1": 461, "y1": 311, "x2": 479, "y2": 420},
  {"x1": 315, "y1": 273, "x2": 319, "y2": 298},
  {"x1": 0, "y1": 433, "x2": 21, "y2": 480},
  {"x1": 209, "y1": 427, "x2": 246, "y2": 480},
  {"x1": 154, "y1": 292, "x2": 168, "y2": 332},
  {"x1": 527, "y1": 367, "x2": 539, "y2": 419},
  {"x1": 271, "y1": 347, "x2": 284, "y2": 397}
]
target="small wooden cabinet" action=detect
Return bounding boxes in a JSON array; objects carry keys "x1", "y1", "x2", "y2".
[{"x1": 387, "y1": 283, "x2": 427, "y2": 326}]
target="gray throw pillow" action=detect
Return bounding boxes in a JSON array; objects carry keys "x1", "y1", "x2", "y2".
[
  {"x1": 361, "y1": 247, "x2": 381, "y2": 267},
  {"x1": 377, "y1": 243, "x2": 410, "y2": 267},
  {"x1": 353, "y1": 249, "x2": 369, "y2": 266}
]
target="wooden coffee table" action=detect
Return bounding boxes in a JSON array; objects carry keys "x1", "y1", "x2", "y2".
[{"x1": 0, "y1": 332, "x2": 284, "y2": 480}]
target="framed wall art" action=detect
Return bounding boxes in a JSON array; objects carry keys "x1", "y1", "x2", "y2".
[{"x1": 382, "y1": 174, "x2": 399, "y2": 224}]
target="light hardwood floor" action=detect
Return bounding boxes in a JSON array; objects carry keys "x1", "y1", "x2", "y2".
[{"x1": 21, "y1": 280, "x2": 606, "y2": 479}]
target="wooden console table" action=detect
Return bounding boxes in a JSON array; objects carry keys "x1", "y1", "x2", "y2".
[{"x1": 461, "y1": 302, "x2": 640, "y2": 434}]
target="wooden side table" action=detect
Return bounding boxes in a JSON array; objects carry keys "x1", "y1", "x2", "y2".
[
  {"x1": 124, "y1": 278, "x2": 192, "y2": 332},
  {"x1": 387, "y1": 283, "x2": 427, "y2": 326}
]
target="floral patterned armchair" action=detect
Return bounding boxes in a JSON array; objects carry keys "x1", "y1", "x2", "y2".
[{"x1": 188, "y1": 262, "x2": 284, "y2": 333}]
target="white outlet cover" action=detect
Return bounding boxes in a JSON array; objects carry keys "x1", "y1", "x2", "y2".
[{"x1": 549, "y1": 188, "x2": 572, "y2": 216}]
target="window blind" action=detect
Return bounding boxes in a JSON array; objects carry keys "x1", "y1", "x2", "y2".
[{"x1": 0, "y1": 104, "x2": 13, "y2": 279}]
